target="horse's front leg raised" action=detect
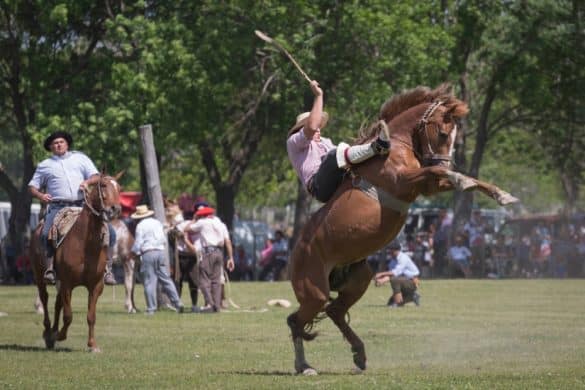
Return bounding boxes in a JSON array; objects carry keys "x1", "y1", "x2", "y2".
[
  {"x1": 325, "y1": 260, "x2": 372, "y2": 373},
  {"x1": 401, "y1": 167, "x2": 519, "y2": 205},
  {"x1": 87, "y1": 282, "x2": 105, "y2": 352}
]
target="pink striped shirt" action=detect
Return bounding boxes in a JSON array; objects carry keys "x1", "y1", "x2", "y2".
[{"x1": 286, "y1": 128, "x2": 336, "y2": 187}]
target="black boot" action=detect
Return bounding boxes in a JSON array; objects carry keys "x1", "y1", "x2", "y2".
[{"x1": 43, "y1": 255, "x2": 56, "y2": 285}]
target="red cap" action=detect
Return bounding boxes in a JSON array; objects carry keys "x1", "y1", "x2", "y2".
[{"x1": 195, "y1": 206, "x2": 215, "y2": 217}]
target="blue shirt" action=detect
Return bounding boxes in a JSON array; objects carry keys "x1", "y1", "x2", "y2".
[
  {"x1": 28, "y1": 151, "x2": 99, "y2": 202},
  {"x1": 387, "y1": 251, "x2": 420, "y2": 279},
  {"x1": 132, "y1": 217, "x2": 167, "y2": 255}
]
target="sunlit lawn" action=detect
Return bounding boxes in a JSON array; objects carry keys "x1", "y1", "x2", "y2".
[{"x1": 0, "y1": 279, "x2": 584, "y2": 389}]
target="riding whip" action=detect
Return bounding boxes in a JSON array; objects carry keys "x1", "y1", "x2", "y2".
[{"x1": 254, "y1": 30, "x2": 312, "y2": 84}]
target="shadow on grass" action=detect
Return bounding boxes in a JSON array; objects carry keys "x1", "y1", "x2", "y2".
[
  {"x1": 227, "y1": 370, "x2": 352, "y2": 376},
  {"x1": 0, "y1": 344, "x2": 72, "y2": 353}
]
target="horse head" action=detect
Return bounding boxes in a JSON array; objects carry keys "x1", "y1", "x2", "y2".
[
  {"x1": 376, "y1": 83, "x2": 469, "y2": 169},
  {"x1": 85, "y1": 171, "x2": 123, "y2": 222},
  {"x1": 412, "y1": 98, "x2": 468, "y2": 168}
]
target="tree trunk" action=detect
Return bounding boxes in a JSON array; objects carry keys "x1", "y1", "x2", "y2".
[
  {"x1": 216, "y1": 184, "x2": 236, "y2": 231},
  {"x1": 560, "y1": 172, "x2": 578, "y2": 213}
]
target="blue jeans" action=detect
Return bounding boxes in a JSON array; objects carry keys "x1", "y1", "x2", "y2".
[
  {"x1": 42, "y1": 202, "x2": 116, "y2": 257},
  {"x1": 140, "y1": 250, "x2": 182, "y2": 313}
]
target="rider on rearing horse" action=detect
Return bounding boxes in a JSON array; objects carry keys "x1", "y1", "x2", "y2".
[
  {"x1": 286, "y1": 80, "x2": 391, "y2": 203},
  {"x1": 28, "y1": 131, "x2": 117, "y2": 285}
]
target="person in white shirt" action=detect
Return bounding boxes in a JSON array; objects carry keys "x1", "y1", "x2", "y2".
[
  {"x1": 130, "y1": 205, "x2": 184, "y2": 314},
  {"x1": 447, "y1": 233, "x2": 472, "y2": 277},
  {"x1": 374, "y1": 240, "x2": 421, "y2": 307},
  {"x1": 28, "y1": 131, "x2": 116, "y2": 285},
  {"x1": 185, "y1": 206, "x2": 234, "y2": 313}
]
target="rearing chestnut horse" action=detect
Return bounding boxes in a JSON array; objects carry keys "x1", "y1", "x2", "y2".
[
  {"x1": 287, "y1": 84, "x2": 518, "y2": 374},
  {"x1": 31, "y1": 172, "x2": 123, "y2": 352}
]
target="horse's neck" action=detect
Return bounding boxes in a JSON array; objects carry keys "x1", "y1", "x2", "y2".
[{"x1": 73, "y1": 208, "x2": 105, "y2": 248}]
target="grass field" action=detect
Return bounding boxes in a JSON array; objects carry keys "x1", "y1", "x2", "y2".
[{"x1": 0, "y1": 279, "x2": 584, "y2": 389}]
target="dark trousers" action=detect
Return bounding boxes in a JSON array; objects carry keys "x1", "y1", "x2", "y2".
[
  {"x1": 389, "y1": 276, "x2": 417, "y2": 305},
  {"x1": 198, "y1": 248, "x2": 224, "y2": 311},
  {"x1": 174, "y1": 253, "x2": 198, "y2": 306},
  {"x1": 259, "y1": 258, "x2": 287, "y2": 281},
  {"x1": 310, "y1": 149, "x2": 345, "y2": 203}
]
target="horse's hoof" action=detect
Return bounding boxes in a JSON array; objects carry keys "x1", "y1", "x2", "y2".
[
  {"x1": 459, "y1": 177, "x2": 476, "y2": 191},
  {"x1": 351, "y1": 367, "x2": 365, "y2": 375},
  {"x1": 302, "y1": 368, "x2": 318, "y2": 376},
  {"x1": 497, "y1": 192, "x2": 519, "y2": 205},
  {"x1": 56, "y1": 332, "x2": 67, "y2": 342},
  {"x1": 88, "y1": 346, "x2": 102, "y2": 353},
  {"x1": 44, "y1": 334, "x2": 55, "y2": 349},
  {"x1": 352, "y1": 345, "x2": 367, "y2": 370}
]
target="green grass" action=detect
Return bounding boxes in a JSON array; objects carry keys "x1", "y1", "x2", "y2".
[{"x1": 0, "y1": 280, "x2": 584, "y2": 389}]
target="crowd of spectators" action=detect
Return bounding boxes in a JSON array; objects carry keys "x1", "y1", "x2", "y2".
[{"x1": 368, "y1": 209, "x2": 585, "y2": 279}]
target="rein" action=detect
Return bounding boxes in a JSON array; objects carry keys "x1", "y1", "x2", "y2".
[
  {"x1": 415, "y1": 101, "x2": 453, "y2": 165},
  {"x1": 83, "y1": 176, "x2": 106, "y2": 218}
]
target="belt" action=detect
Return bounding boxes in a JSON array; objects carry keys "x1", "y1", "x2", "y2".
[
  {"x1": 203, "y1": 246, "x2": 222, "y2": 253},
  {"x1": 142, "y1": 248, "x2": 163, "y2": 254},
  {"x1": 51, "y1": 200, "x2": 83, "y2": 207}
]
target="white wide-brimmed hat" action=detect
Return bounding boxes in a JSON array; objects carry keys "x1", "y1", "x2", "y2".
[
  {"x1": 131, "y1": 205, "x2": 154, "y2": 219},
  {"x1": 287, "y1": 111, "x2": 329, "y2": 137}
]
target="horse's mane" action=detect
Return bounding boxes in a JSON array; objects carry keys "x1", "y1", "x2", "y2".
[{"x1": 355, "y1": 83, "x2": 467, "y2": 144}]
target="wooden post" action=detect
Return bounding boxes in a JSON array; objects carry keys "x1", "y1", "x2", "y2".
[
  {"x1": 139, "y1": 124, "x2": 172, "y2": 307},
  {"x1": 139, "y1": 125, "x2": 166, "y2": 223}
]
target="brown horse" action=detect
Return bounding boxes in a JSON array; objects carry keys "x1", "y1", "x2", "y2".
[
  {"x1": 31, "y1": 172, "x2": 123, "y2": 352},
  {"x1": 110, "y1": 218, "x2": 136, "y2": 313},
  {"x1": 287, "y1": 84, "x2": 518, "y2": 374}
]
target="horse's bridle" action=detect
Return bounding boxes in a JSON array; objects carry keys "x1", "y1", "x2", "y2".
[
  {"x1": 83, "y1": 175, "x2": 108, "y2": 219},
  {"x1": 415, "y1": 100, "x2": 455, "y2": 166}
]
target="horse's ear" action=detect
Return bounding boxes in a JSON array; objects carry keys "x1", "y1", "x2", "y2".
[
  {"x1": 100, "y1": 164, "x2": 107, "y2": 175},
  {"x1": 113, "y1": 170, "x2": 125, "y2": 181}
]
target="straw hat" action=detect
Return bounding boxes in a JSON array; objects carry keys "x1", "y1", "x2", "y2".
[
  {"x1": 287, "y1": 111, "x2": 329, "y2": 137},
  {"x1": 195, "y1": 206, "x2": 215, "y2": 217},
  {"x1": 131, "y1": 205, "x2": 154, "y2": 219}
]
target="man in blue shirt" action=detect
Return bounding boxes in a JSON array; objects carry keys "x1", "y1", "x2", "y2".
[
  {"x1": 28, "y1": 131, "x2": 116, "y2": 285},
  {"x1": 374, "y1": 240, "x2": 421, "y2": 307}
]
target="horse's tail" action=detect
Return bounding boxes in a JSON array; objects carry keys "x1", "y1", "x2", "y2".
[{"x1": 287, "y1": 297, "x2": 333, "y2": 341}]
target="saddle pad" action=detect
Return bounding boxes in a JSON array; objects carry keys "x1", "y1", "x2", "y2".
[{"x1": 48, "y1": 207, "x2": 109, "y2": 249}]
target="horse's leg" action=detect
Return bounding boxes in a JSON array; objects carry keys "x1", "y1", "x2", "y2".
[
  {"x1": 288, "y1": 257, "x2": 330, "y2": 375},
  {"x1": 401, "y1": 167, "x2": 519, "y2": 205},
  {"x1": 56, "y1": 287, "x2": 72, "y2": 342},
  {"x1": 37, "y1": 282, "x2": 55, "y2": 349},
  {"x1": 465, "y1": 177, "x2": 519, "y2": 205},
  {"x1": 326, "y1": 260, "x2": 372, "y2": 372},
  {"x1": 123, "y1": 258, "x2": 136, "y2": 313},
  {"x1": 87, "y1": 282, "x2": 105, "y2": 352}
]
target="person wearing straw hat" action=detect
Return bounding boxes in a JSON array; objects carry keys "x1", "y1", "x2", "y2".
[
  {"x1": 184, "y1": 206, "x2": 234, "y2": 313},
  {"x1": 130, "y1": 205, "x2": 184, "y2": 314},
  {"x1": 28, "y1": 131, "x2": 117, "y2": 285},
  {"x1": 286, "y1": 80, "x2": 391, "y2": 203}
]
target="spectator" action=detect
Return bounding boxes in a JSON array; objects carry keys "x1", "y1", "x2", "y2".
[
  {"x1": 374, "y1": 240, "x2": 420, "y2": 307},
  {"x1": 232, "y1": 244, "x2": 254, "y2": 281},
  {"x1": 130, "y1": 205, "x2": 184, "y2": 315},
  {"x1": 171, "y1": 216, "x2": 200, "y2": 312},
  {"x1": 411, "y1": 232, "x2": 430, "y2": 275},
  {"x1": 432, "y1": 209, "x2": 451, "y2": 277},
  {"x1": 515, "y1": 235, "x2": 533, "y2": 277},
  {"x1": 552, "y1": 226, "x2": 576, "y2": 278},
  {"x1": 185, "y1": 206, "x2": 234, "y2": 313},
  {"x1": 15, "y1": 243, "x2": 34, "y2": 284},
  {"x1": 259, "y1": 230, "x2": 289, "y2": 281},
  {"x1": 576, "y1": 232, "x2": 585, "y2": 277},
  {"x1": 490, "y1": 234, "x2": 509, "y2": 278},
  {"x1": 463, "y1": 210, "x2": 486, "y2": 277},
  {"x1": 447, "y1": 233, "x2": 472, "y2": 278}
]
